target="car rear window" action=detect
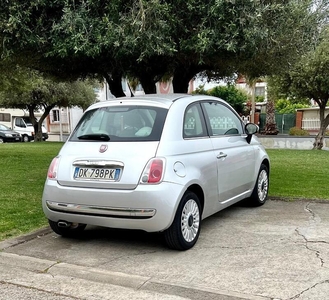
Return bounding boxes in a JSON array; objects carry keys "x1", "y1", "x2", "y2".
[{"x1": 69, "y1": 105, "x2": 168, "y2": 142}]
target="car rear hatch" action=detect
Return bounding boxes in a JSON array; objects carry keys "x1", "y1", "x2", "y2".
[
  {"x1": 55, "y1": 103, "x2": 168, "y2": 190},
  {"x1": 56, "y1": 141, "x2": 159, "y2": 190}
]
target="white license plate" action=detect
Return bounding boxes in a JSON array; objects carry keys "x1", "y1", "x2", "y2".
[{"x1": 74, "y1": 167, "x2": 121, "y2": 180}]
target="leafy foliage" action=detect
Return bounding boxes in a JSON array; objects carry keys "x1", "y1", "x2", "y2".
[
  {"x1": 269, "y1": 26, "x2": 329, "y2": 149},
  {"x1": 194, "y1": 84, "x2": 247, "y2": 114},
  {"x1": 0, "y1": 67, "x2": 98, "y2": 141},
  {"x1": 0, "y1": 0, "x2": 324, "y2": 95},
  {"x1": 275, "y1": 99, "x2": 310, "y2": 114}
]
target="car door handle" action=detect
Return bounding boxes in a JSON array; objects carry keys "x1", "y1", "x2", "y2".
[{"x1": 217, "y1": 152, "x2": 227, "y2": 159}]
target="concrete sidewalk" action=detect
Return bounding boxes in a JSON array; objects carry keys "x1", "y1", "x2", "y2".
[{"x1": 1, "y1": 200, "x2": 328, "y2": 300}]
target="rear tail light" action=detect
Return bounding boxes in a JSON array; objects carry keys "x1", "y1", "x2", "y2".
[
  {"x1": 140, "y1": 158, "x2": 165, "y2": 184},
  {"x1": 47, "y1": 156, "x2": 60, "y2": 179}
]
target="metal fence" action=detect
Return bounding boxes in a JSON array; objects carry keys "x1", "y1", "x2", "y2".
[
  {"x1": 301, "y1": 118, "x2": 326, "y2": 130},
  {"x1": 259, "y1": 113, "x2": 296, "y2": 134}
]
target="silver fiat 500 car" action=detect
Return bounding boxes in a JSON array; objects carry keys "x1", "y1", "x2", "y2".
[{"x1": 42, "y1": 94, "x2": 270, "y2": 250}]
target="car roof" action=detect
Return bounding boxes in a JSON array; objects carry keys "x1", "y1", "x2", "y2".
[
  {"x1": 87, "y1": 94, "x2": 225, "y2": 111},
  {"x1": 87, "y1": 94, "x2": 190, "y2": 110}
]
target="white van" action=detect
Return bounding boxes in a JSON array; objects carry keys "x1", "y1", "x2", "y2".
[
  {"x1": 0, "y1": 108, "x2": 48, "y2": 142},
  {"x1": 13, "y1": 116, "x2": 49, "y2": 142}
]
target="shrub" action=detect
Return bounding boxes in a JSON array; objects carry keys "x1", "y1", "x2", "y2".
[
  {"x1": 207, "y1": 84, "x2": 248, "y2": 115},
  {"x1": 193, "y1": 85, "x2": 209, "y2": 95},
  {"x1": 289, "y1": 127, "x2": 310, "y2": 136},
  {"x1": 275, "y1": 99, "x2": 309, "y2": 114}
]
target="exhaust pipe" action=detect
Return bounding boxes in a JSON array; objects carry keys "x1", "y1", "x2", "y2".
[{"x1": 57, "y1": 221, "x2": 71, "y2": 228}]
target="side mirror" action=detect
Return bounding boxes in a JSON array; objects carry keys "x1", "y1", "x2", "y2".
[{"x1": 245, "y1": 123, "x2": 259, "y2": 144}]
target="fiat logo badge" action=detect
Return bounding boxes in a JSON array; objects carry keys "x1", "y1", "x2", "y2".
[{"x1": 99, "y1": 145, "x2": 108, "y2": 153}]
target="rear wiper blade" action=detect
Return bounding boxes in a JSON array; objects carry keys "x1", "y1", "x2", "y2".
[{"x1": 77, "y1": 134, "x2": 110, "y2": 141}]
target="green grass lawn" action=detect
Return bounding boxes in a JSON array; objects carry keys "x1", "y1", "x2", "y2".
[
  {"x1": 267, "y1": 149, "x2": 329, "y2": 200},
  {"x1": 0, "y1": 144, "x2": 328, "y2": 242},
  {"x1": 0, "y1": 142, "x2": 63, "y2": 241}
]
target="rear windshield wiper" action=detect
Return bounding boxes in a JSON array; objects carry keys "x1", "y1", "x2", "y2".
[{"x1": 77, "y1": 134, "x2": 110, "y2": 141}]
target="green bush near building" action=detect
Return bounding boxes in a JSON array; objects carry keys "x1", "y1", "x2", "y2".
[
  {"x1": 193, "y1": 84, "x2": 248, "y2": 115},
  {"x1": 289, "y1": 127, "x2": 310, "y2": 136}
]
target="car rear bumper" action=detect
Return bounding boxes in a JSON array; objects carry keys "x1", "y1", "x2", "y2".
[
  {"x1": 42, "y1": 180, "x2": 185, "y2": 232},
  {"x1": 46, "y1": 200, "x2": 156, "y2": 218}
]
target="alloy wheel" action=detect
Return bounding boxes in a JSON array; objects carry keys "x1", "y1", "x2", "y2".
[{"x1": 181, "y1": 199, "x2": 200, "y2": 242}]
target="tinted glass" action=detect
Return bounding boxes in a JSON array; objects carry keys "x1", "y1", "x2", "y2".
[
  {"x1": 0, "y1": 113, "x2": 10, "y2": 122},
  {"x1": 70, "y1": 106, "x2": 168, "y2": 142},
  {"x1": 202, "y1": 101, "x2": 243, "y2": 136},
  {"x1": 183, "y1": 103, "x2": 207, "y2": 138}
]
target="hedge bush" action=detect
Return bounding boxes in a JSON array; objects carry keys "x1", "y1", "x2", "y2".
[{"x1": 289, "y1": 127, "x2": 310, "y2": 136}]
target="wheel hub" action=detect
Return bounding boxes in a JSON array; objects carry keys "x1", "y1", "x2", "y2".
[{"x1": 188, "y1": 214, "x2": 194, "y2": 227}]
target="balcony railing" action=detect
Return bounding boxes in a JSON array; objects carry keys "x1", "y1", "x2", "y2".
[{"x1": 302, "y1": 118, "x2": 329, "y2": 130}]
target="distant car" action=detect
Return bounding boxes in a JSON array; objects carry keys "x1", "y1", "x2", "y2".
[
  {"x1": 0, "y1": 123, "x2": 21, "y2": 143},
  {"x1": 42, "y1": 94, "x2": 270, "y2": 250}
]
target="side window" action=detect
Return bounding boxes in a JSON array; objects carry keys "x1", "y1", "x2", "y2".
[
  {"x1": 202, "y1": 102, "x2": 243, "y2": 136},
  {"x1": 0, "y1": 113, "x2": 10, "y2": 122},
  {"x1": 183, "y1": 103, "x2": 207, "y2": 138},
  {"x1": 15, "y1": 118, "x2": 24, "y2": 127}
]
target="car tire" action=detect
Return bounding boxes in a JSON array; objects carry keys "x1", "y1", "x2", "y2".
[
  {"x1": 0, "y1": 137, "x2": 4, "y2": 143},
  {"x1": 164, "y1": 192, "x2": 201, "y2": 251},
  {"x1": 22, "y1": 135, "x2": 30, "y2": 142},
  {"x1": 248, "y1": 164, "x2": 269, "y2": 207},
  {"x1": 48, "y1": 219, "x2": 86, "y2": 237}
]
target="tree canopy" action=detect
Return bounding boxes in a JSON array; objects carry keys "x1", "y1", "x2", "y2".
[
  {"x1": 275, "y1": 99, "x2": 309, "y2": 114},
  {"x1": 0, "y1": 0, "x2": 324, "y2": 96},
  {"x1": 0, "y1": 67, "x2": 98, "y2": 141},
  {"x1": 267, "y1": 26, "x2": 329, "y2": 149}
]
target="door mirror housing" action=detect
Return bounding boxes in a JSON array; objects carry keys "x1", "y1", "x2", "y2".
[{"x1": 245, "y1": 123, "x2": 259, "y2": 144}]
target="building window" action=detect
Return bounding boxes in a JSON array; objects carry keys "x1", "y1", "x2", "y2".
[
  {"x1": 255, "y1": 86, "x2": 265, "y2": 97},
  {"x1": 52, "y1": 110, "x2": 60, "y2": 122}
]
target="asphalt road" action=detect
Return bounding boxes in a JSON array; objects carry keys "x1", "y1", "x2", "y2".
[{"x1": 0, "y1": 200, "x2": 328, "y2": 300}]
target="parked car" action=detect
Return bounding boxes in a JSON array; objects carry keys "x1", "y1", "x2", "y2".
[
  {"x1": 42, "y1": 94, "x2": 270, "y2": 250},
  {"x1": 0, "y1": 123, "x2": 21, "y2": 143}
]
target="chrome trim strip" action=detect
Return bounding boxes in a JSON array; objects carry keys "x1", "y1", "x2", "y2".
[
  {"x1": 46, "y1": 201, "x2": 156, "y2": 218},
  {"x1": 73, "y1": 160, "x2": 124, "y2": 168}
]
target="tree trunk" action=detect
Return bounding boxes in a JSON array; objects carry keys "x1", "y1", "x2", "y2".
[
  {"x1": 250, "y1": 82, "x2": 256, "y2": 123},
  {"x1": 244, "y1": 76, "x2": 257, "y2": 124},
  {"x1": 34, "y1": 123, "x2": 43, "y2": 142},
  {"x1": 172, "y1": 65, "x2": 198, "y2": 93},
  {"x1": 103, "y1": 72, "x2": 126, "y2": 98},
  {"x1": 27, "y1": 106, "x2": 41, "y2": 142},
  {"x1": 313, "y1": 104, "x2": 329, "y2": 150},
  {"x1": 139, "y1": 75, "x2": 157, "y2": 94},
  {"x1": 261, "y1": 98, "x2": 279, "y2": 135},
  {"x1": 29, "y1": 105, "x2": 54, "y2": 142}
]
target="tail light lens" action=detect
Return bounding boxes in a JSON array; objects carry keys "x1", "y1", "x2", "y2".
[
  {"x1": 47, "y1": 156, "x2": 60, "y2": 179},
  {"x1": 140, "y1": 158, "x2": 165, "y2": 184}
]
